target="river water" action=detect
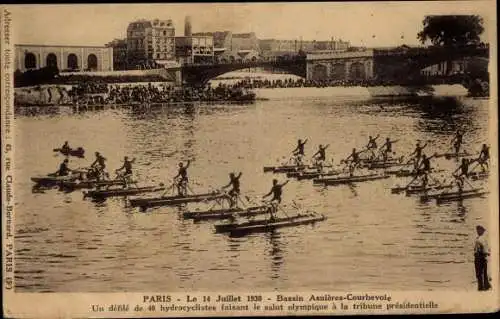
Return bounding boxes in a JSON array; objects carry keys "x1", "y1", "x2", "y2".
[{"x1": 14, "y1": 87, "x2": 491, "y2": 292}]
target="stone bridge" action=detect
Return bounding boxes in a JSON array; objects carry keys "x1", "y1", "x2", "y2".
[
  {"x1": 15, "y1": 44, "x2": 114, "y2": 72},
  {"x1": 181, "y1": 58, "x2": 307, "y2": 85}
]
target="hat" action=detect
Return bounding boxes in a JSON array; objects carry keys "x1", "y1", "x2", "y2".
[{"x1": 476, "y1": 225, "x2": 486, "y2": 232}]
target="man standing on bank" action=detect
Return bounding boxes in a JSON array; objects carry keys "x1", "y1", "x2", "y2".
[{"x1": 474, "y1": 225, "x2": 491, "y2": 291}]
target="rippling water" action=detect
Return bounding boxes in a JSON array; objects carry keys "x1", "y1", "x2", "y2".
[{"x1": 14, "y1": 88, "x2": 490, "y2": 292}]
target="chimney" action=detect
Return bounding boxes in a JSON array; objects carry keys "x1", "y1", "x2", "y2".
[{"x1": 184, "y1": 16, "x2": 192, "y2": 37}]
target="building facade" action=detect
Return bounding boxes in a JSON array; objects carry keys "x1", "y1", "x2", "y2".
[
  {"x1": 175, "y1": 36, "x2": 214, "y2": 65},
  {"x1": 126, "y1": 19, "x2": 176, "y2": 69},
  {"x1": 15, "y1": 44, "x2": 113, "y2": 72},
  {"x1": 105, "y1": 39, "x2": 127, "y2": 70}
]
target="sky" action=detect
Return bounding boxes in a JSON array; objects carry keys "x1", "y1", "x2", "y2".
[{"x1": 8, "y1": 1, "x2": 495, "y2": 48}]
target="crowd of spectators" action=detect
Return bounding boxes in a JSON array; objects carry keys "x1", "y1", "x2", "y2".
[{"x1": 68, "y1": 82, "x2": 256, "y2": 105}]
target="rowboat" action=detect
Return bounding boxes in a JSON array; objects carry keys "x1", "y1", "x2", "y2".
[
  {"x1": 129, "y1": 191, "x2": 227, "y2": 209},
  {"x1": 420, "y1": 188, "x2": 488, "y2": 202},
  {"x1": 313, "y1": 173, "x2": 389, "y2": 185},
  {"x1": 183, "y1": 205, "x2": 268, "y2": 221},
  {"x1": 84, "y1": 185, "x2": 166, "y2": 199},
  {"x1": 31, "y1": 175, "x2": 78, "y2": 186},
  {"x1": 214, "y1": 212, "x2": 326, "y2": 235},
  {"x1": 60, "y1": 179, "x2": 134, "y2": 190},
  {"x1": 53, "y1": 147, "x2": 85, "y2": 158}
]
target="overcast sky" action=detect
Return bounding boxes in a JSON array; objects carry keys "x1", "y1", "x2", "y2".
[{"x1": 9, "y1": 1, "x2": 494, "y2": 47}]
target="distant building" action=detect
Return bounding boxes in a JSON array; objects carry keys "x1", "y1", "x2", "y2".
[
  {"x1": 175, "y1": 36, "x2": 214, "y2": 65},
  {"x1": 105, "y1": 39, "x2": 127, "y2": 70},
  {"x1": 126, "y1": 19, "x2": 176, "y2": 69},
  {"x1": 192, "y1": 31, "x2": 260, "y2": 62},
  {"x1": 193, "y1": 31, "x2": 232, "y2": 49},
  {"x1": 259, "y1": 38, "x2": 350, "y2": 57},
  {"x1": 15, "y1": 44, "x2": 113, "y2": 72}
]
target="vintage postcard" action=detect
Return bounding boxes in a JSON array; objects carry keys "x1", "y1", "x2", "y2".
[{"x1": 1, "y1": 1, "x2": 498, "y2": 317}]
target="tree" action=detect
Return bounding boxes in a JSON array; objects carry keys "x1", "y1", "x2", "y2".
[{"x1": 417, "y1": 15, "x2": 484, "y2": 47}]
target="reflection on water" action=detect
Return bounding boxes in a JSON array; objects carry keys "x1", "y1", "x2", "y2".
[{"x1": 14, "y1": 90, "x2": 490, "y2": 292}]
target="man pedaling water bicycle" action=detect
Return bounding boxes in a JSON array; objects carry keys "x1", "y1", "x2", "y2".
[
  {"x1": 90, "y1": 152, "x2": 107, "y2": 181},
  {"x1": 263, "y1": 179, "x2": 289, "y2": 220},
  {"x1": 312, "y1": 144, "x2": 329, "y2": 170},
  {"x1": 345, "y1": 148, "x2": 363, "y2": 177},
  {"x1": 453, "y1": 158, "x2": 470, "y2": 192},
  {"x1": 408, "y1": 141, "x2": 428, "y2": 169},
  {"x1": 222, "y1": 172, "x2": 242, "y2": 207},
  {"x1": 379, "y1": 137, "x2": 398, "y2": 161},
  {"x1": 366, "y1": 135, "x2": 380, "y2": 160},
  {"x1": 451, "y1": 130, "x2": 464, "y2": 155},
  {"x1": 174, "y1": 160, "x2": 190, "y2": 196},
  {"x1": 115, "y1": 156, "x2": 135, "y2": 188},
  {"x1": 477, "y1": 144, "x2": 490, "y2": 172},
  {"x1": 292, "y1": 139, "x2": 308, "y2": 166}
]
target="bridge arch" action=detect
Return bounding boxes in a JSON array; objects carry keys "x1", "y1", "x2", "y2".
[
  {"x1": 311, "y1": 64, "x2": 328, "y2": 82},
  {"x1": 181, "y1": 59, "x2": 307, "y2": 85},
  {"x1": 349, "y1": 62, "x2": 365, "y2": 81},
  {"x1": 46, "y1": 53, "x2": 58, "y2": 69},
  {"x1": 87, "y1": 54, "x2": 98, "y2": 71},
  {"x1": 67, "y1": 53, "x2": 79, "y2": 70},
  {"x1": 24, "y1": 52, "x2": 37, "y2": 69},
  {"x1": 330, "y1": 63, "x2": 346, "y2": 81}
]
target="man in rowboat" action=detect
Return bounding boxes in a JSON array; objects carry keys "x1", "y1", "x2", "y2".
[
  {"x1": 477, "y1": 144, "x2": 490, "y2": 172},
  {"x1": 380, "y1": 137, "x2": 398, "y2": 161},
  {"x1": 54, "y1": 158, "x2": 72, "y2": 177},
  {"x1": 174, "y1": 160, "x2": 190, "y2": 196},
  {"x1": 222, "y1": 172, "x2": 242, "y2": 207},
  {"x1": 263, "y1": 179, "x2": 289, "y2": 220},
  {"x1": 61, "y1": 141, "x2": 71, "y2": 153},
  {"x1": 312, "y1": 144, "x2": 329, "y2": 171},
  {"x1": 115, "y1": 156, "x2": 135, "y2": 188},
  {"x1": 292, "y1": 139, "x2": 308, "y2": 165}
]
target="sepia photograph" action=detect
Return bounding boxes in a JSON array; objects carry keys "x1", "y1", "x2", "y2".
[{"x1": 1, "y1": 1, "x2": 498, "y2": 317}]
